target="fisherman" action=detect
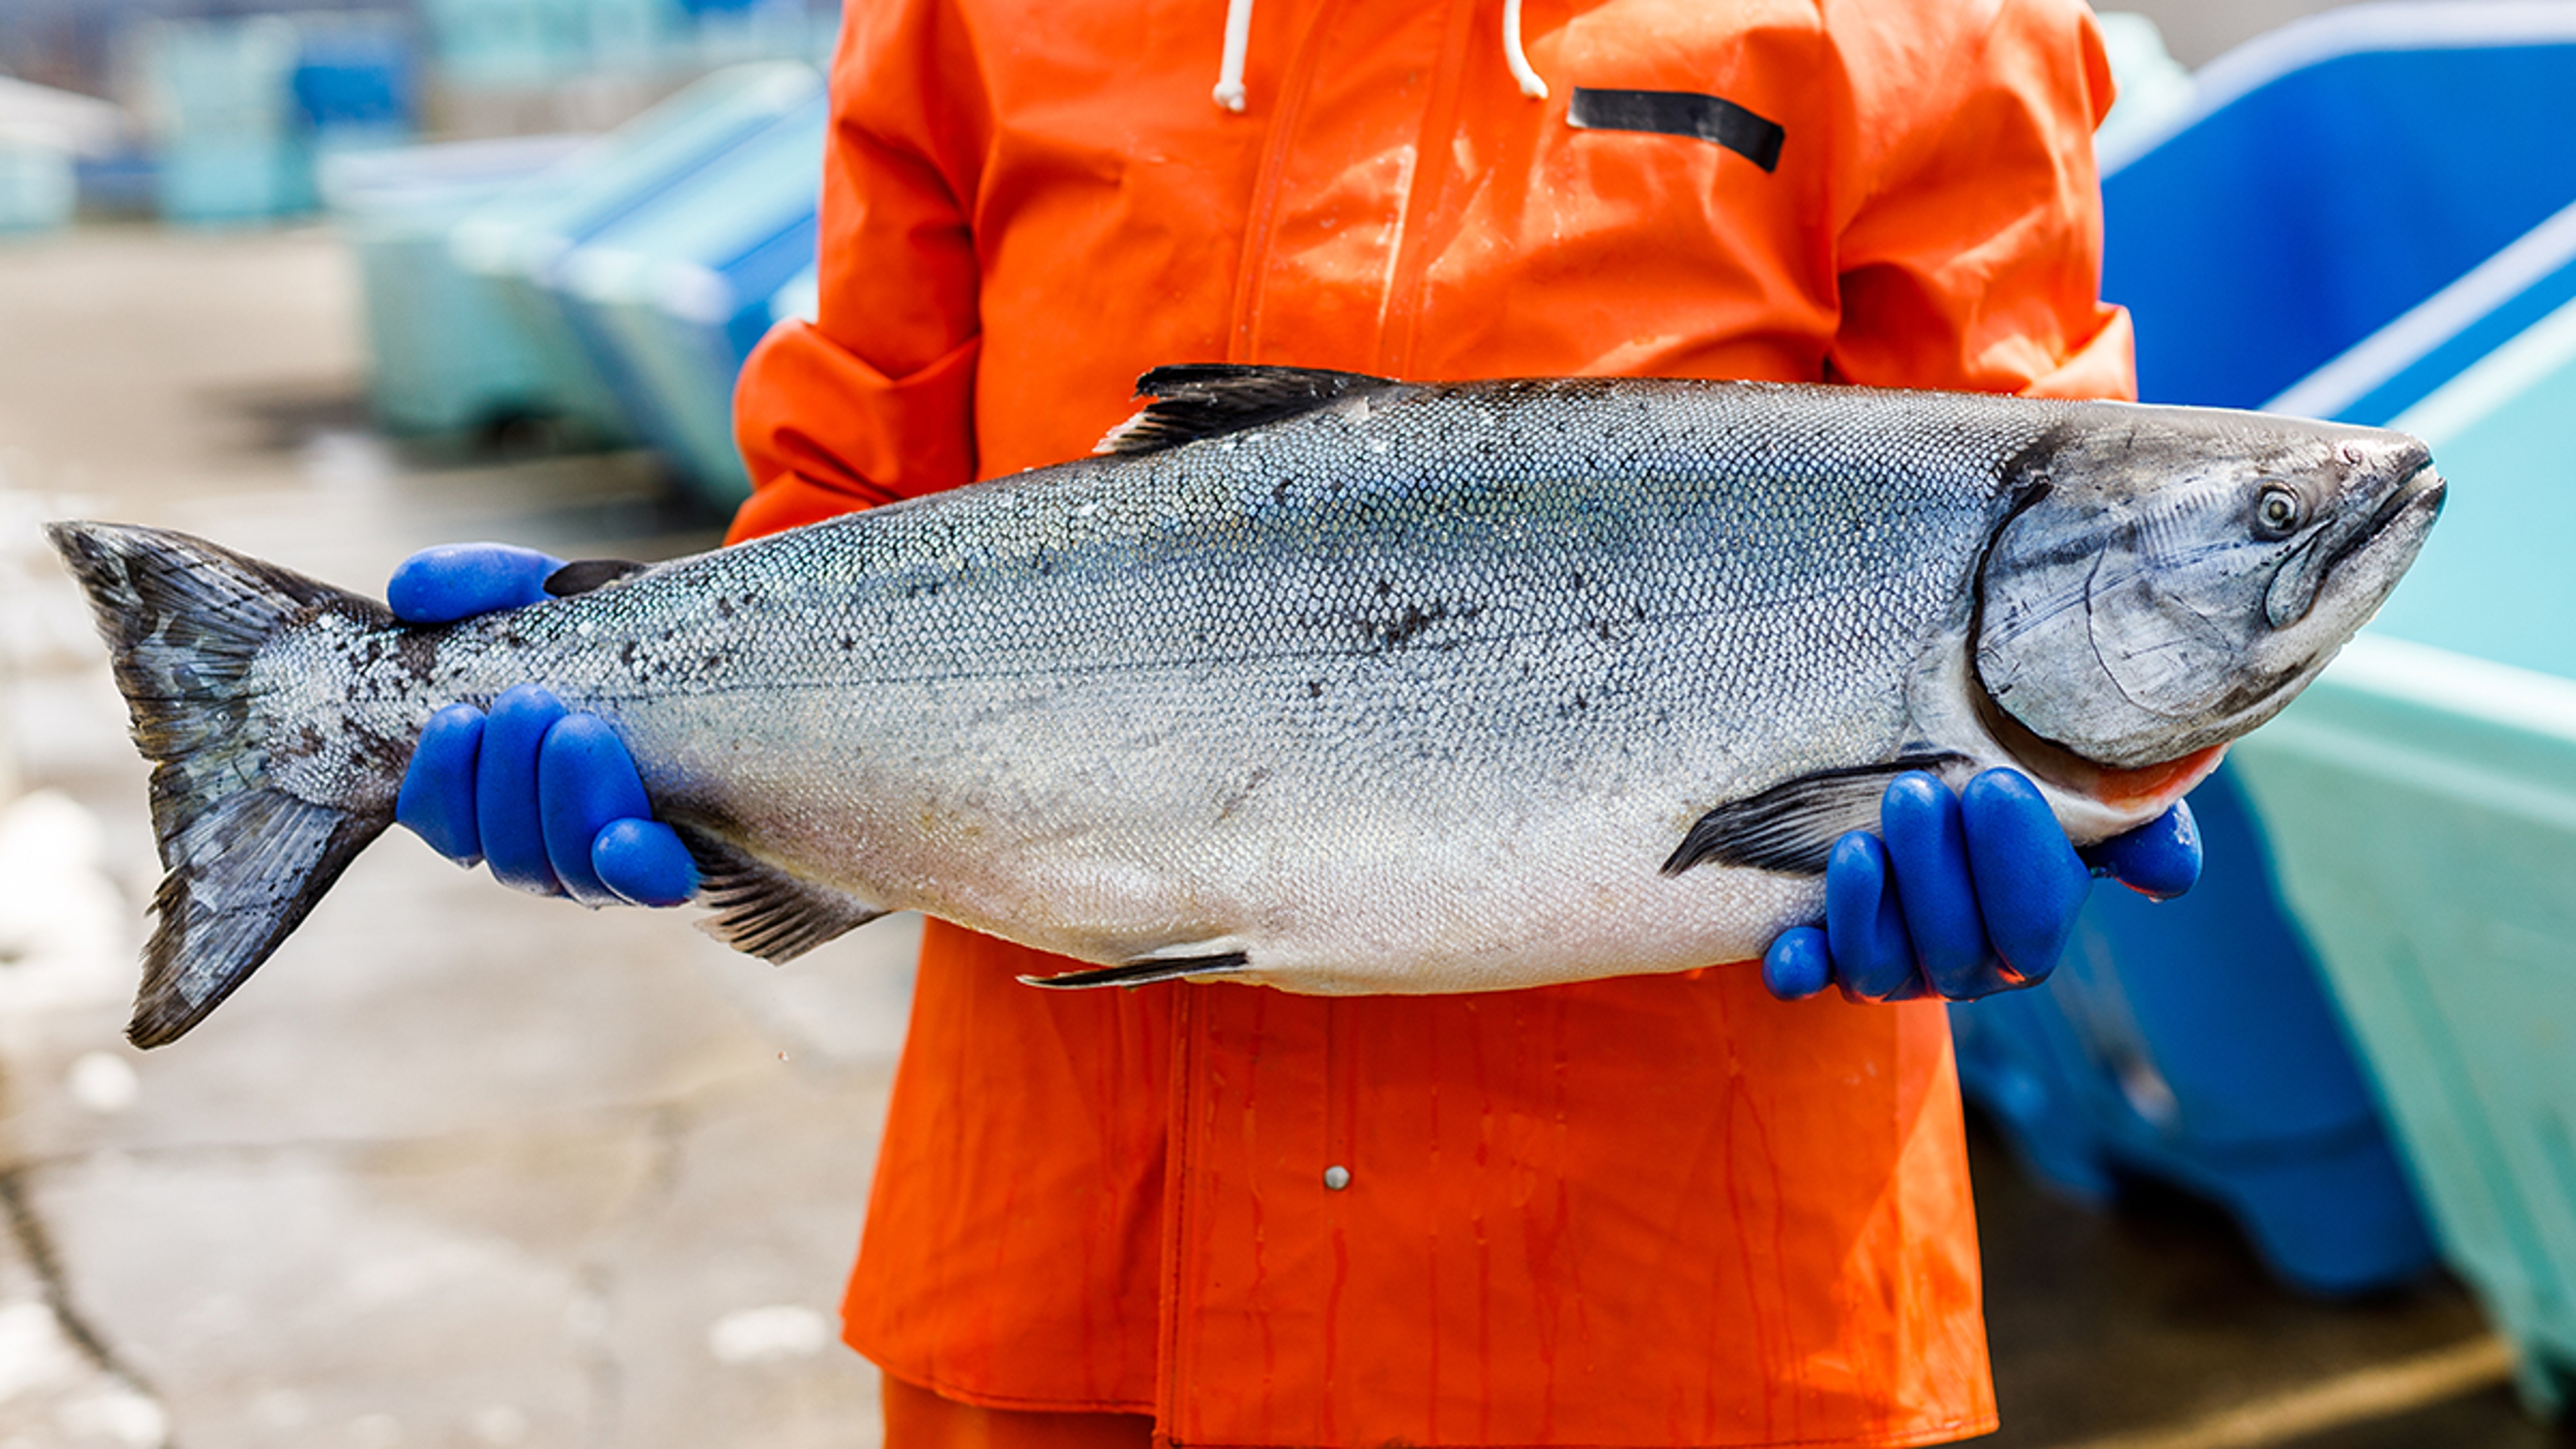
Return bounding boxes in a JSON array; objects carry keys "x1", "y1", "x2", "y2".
[{"x1": 390, "y1": 2, "x2": 2202, "y2": 1444}]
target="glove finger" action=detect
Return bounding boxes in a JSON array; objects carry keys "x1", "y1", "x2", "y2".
[
  {"x1": 1960, "y1": 769, "x2": 2088, "y2": 989},
  {"x1": 1762, "y1": 926, "x2": 1833, "y2": 1001},
  {"x1": 477, "y1": 684, "x2": 566, "y2": 896},
  {"x1": 1882, "y1": 772, "x2": 1992, "y2": 1000},
  {"x1": 1825, "y1": 830, "x2": 1916, "y2": 1002},
  {"x1": 2080, "y1": 798, "x2": 2203, "y2": 901},
  {"x1": 396, "y1": 704, "x2": 486, "y2": 865},
  {"x1": 387, "y1": 544, "x2": 566, "y2": 624},
  {"x1": 538, "y1": 713, "x2": 651, "y2": 907},
  {"x1": 594, "y1": 820, "x2": 700, "y2": 908}
]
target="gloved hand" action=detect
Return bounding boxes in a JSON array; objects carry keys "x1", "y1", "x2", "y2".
[
  {"x1": 1760, "y1": 769, "x2": 2201, "y2": 1004},
  {"x1": 388, "y1": 543, "x2": 699, "y2": 907}
]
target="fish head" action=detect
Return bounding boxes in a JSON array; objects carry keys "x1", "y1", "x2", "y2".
[{"x1": 1972, "y1": 409, "x2": 2444, "y2": 774}]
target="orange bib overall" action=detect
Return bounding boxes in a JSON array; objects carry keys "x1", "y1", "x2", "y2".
[{"x1": 732, "y1": 3, "x2": 2133, "y2": 1444}]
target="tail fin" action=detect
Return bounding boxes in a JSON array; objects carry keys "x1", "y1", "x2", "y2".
[{"x1": 45, "y1": 522, "x2": 400, "y2": 1048}]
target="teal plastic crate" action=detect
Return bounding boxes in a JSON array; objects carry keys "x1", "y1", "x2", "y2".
[
  {"x1": 0, "y1": 136, "x2": 75, "y2": 235},
  {"x1": 445, "y1": 60, "x2": 822, "y2": 447},
  {"x1": 322, "y1": 133, "x2": 591, "y2": 435},
  {"x1": 421, "y1": 0, "x2": 684, "y2": 87},
  {"x1": 142, "y1": 15, "x2": 313, "y2": 226},
  {"x1": 2229, "y1": 211, "x2": 2576, "y2": 1412},
  {"x1": 2233, "y1": 642, "x2": 2576, "y2": 1412}
]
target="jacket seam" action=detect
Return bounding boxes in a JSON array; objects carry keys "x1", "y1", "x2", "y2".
[
  {"x1": 1161, "y1": 1413, "x2": 2004, "y2": 1449},
  {"x1": 1377, "y1": 0, "x2": 1481, "y2": 375},
  {"x1": 1155, "y1": 984, "x2": 1201, "y2": 1429},
  {"x1": 877, "y1": 1362, "x2": 1155, "y2": 1417}
]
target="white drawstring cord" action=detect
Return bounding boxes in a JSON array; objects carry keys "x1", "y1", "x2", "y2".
[
  {"x1": 1503, "y1": 0, "x2": 1547, "y2": 99},
  {"x1": 1216, "y1": 0, "x2": 1543, "y2": 111},
  {"x1": 1214, "y1": 0, "x2": 1254, "y2": 111}
]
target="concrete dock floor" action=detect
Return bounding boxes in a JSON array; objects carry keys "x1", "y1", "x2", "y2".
[{"x1": 0, "y1": 225, "x2": 2566, "y2": 1449}]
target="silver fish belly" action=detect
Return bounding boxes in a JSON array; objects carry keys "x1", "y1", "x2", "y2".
[{"x1": 49, "y1": 366, "x2": 2444, "y2": 1044}]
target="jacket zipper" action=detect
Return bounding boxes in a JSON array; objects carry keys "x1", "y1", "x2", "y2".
[
  {"x1": 1378, "y1": 0, "x2": 1483, "y2": 376},
  {"x1": 1224, "y1": 0, "x2": 1352, "y2": 362}
]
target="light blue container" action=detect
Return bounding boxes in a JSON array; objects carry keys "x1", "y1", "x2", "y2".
[
  {"x1": 143, "y1": 15, "x2": 311, "y2": 226},
  {"x1": 551, "y1": 93, "x2": 824, "y2": 504},
  {"x1": 0, "y1": 137, "x2": 76, "y2": 235},
  {"x1": 142, "y1": 13, "x2": 423, "y2": 228},
  {"x1": 419, "y1": 0, "x2": 590, "y2": 88},
  {"x1": 419, "y1": 0, "x2": 688, "y2": 87},
  {"x1": 445, "y1": 61, "x2": 824, "y2": 447},
  {"x1": 323, "y1": 133, "x2": 592, "y2": 437}
]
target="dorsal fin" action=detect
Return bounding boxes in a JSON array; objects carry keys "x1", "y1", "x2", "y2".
[{"x1": 1095, "y1": 364, "x2": 1395, "y2": 455}]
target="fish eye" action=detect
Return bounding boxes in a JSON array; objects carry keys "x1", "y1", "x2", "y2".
[{"x1": 2253, "y1": 484, "x2": 2306, "y2": 539}]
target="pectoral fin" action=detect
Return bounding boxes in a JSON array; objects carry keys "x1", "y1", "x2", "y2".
[{"x1": 1664, "y1": 753, "x2": 1971, "y2": 877}]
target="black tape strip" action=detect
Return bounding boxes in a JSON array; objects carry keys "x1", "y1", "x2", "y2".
[{"x1": 1567, "y1": 87, "x2": 1785, "y2": 172}]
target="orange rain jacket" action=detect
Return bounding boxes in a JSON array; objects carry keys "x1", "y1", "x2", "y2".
[{"x1": 731, "y1": 3, "x2": 2133, "y2": 1445}]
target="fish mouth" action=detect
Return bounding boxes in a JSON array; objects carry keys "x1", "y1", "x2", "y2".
[
  {"x1": 2324, "y1": 460, "x2": 2444, "y2": 580},
  {"x1": 2264, "y1": 454, "x2": 2445, "y2": 629}
]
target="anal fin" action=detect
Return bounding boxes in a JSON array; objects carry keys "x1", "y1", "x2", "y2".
[
  {"x1": 672, "y1": 824, "x2": 883, "y2": 963},
  {"x1": 1664, "y1": 752, "x2": 1972, "y2": 877},
  {"x1": 1021, "y1": 951, "x2": 1251, "y2": 990}
]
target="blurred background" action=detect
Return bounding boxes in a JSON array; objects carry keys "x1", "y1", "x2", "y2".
[{"x1": 5, "y1": 1, "x2": 2576, "y2": 1446}]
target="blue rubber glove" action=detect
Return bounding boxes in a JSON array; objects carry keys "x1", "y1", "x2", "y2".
[
  {"x1": 1760, "y1": 769, "x2": 2202, "y2": 1004},
  {"x1": 389, "y1": 544, "x2": 698, "y2": 907}
]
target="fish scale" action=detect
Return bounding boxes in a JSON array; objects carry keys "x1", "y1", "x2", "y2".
[{"x1": 46, "y1": 365, "x2": 2440, "y2": 1044}]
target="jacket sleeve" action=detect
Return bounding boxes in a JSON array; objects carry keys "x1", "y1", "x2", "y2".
[
  {"x1": 729, "y1": 0, "x2": 989, "y2": 544},
  {"x1": 1822, "y1": 0, "x2": 2137, "y2": 402}
]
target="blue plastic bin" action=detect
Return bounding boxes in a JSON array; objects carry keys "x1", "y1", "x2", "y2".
[
  {"x1": 2269, "y1": 195, "x2": 2576, "y2": 439},
  {"x1": 1951, "y1": 767, "x2": 2435, "y2": 1295},
  {"x1": 551, "y1": 92, "x2": 823, "y2": 504},
  {"x1": 2100, "y1": 4, "x2": 2576, "y2": 409},
  {"x1": 292, "y1": 21, "x2": 419, "y2": 136},
  {"x1": 444, "y1": 61, "x2": 824, "y2": 447}
]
